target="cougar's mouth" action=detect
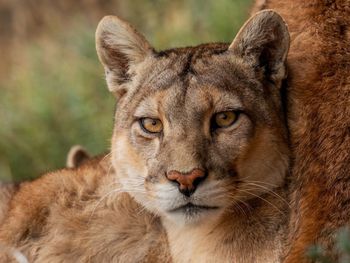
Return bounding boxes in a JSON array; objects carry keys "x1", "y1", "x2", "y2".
[{"x1": 169, "y1": 203, "x2": 219, "y2": 214}]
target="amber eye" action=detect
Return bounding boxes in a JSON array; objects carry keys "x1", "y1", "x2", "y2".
[
  {"x1": 213, "y1": 111, "x2": 238, "y2": 129},
  {"x1": 140, "y1": 118, "x2": 163, "y2": 134}
]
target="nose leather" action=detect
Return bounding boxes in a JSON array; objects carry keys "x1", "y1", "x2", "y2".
[{"x1": 166, "y1": 168, "x2": 207, "y2": 196}]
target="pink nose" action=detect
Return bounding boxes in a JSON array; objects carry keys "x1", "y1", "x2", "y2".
[{"x1": 166, "y1": 168, "x2": 207, "y2": 196}]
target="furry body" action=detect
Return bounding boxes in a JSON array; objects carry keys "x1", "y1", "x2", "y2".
[
  {"x1": 0, "y1": 156, "x2": 170, "y2": 262},
  {"x1": 253, "y1": 1, "x2": 350, "y2": 262}
]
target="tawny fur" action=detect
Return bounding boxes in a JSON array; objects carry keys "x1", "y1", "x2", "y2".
[
  {"x1": 0, "y1": 156, "x2": 170, "y2": 262},
  {"x1": 252, "y1": 1, "x2": 350, "y2": 262},
  {"x1": 0, "y1": 146, "x2": 88, "y2": 229},
  {"x1": 0, "y1": 183, "x2": 17, "y2": 224}
]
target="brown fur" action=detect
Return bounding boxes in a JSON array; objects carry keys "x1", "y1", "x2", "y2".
[
  {"x1": 252, "y1": 1, "x2": 350, "y2": 262},
  {"x1": 1, "y1": 10, "x2": 291, "y2": 262},
  {"x1": 0, "y1": 183, "x2": 17, "y2": 224},
  {"x1": 0, "y1": 145, "x2": 90, "y2": 229},
  {"x1": 0, "y1": 155, "x2": 170, "y2": 262}
]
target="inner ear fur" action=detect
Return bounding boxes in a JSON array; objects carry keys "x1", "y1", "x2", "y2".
[
  {"x1": 229, "y1": 10, "x2": 290, "y2": 86},
  {"x1": 96, "y1": 15, "x2": 153, "y2": 99}
]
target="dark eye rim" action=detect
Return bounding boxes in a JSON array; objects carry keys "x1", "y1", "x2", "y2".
[
  {"x1": 138, "y1": 117, "x2": 163, "y2": 134},
  {"x1": 211, "y1": 110, "x2": 242, "y2": 131}
]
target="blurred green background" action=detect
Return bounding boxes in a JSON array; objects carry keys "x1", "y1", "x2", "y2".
[{"x1": 0, "y1": 0, "x2": 252, "y2": 182}]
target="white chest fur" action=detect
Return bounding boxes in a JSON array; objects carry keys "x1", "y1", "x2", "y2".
[{"x1": 162, "y1": 212, "x2": 285, "y2": 263}]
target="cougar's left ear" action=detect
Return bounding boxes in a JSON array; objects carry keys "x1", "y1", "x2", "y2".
[
  {"x1": 229, "y1": 10, "x2": 290, "y2": 86},
  {"x1": 96, "y1": 15, "x2": 153, "y2": 99}
]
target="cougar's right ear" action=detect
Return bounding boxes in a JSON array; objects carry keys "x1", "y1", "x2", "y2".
[{"x1": 96, "y1": 16, "x2": 153, "y2": 99}]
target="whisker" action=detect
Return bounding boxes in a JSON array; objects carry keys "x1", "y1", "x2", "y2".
[
  {"x1": 100, "y1": 152, "x2": 112, "y2": 163},
  {"x1": 237, "y1": 189, "x2": 286, "y2": 216},
  {"x1": 243, "y1": 182, "x2": 290, "y2": 208},
  {"x1": 88, "y1": 187, "x2": 147, "y2": 223},
  {"x1": 243, "y1": 180, "x2": 279, "y2": 188},
  {"x1": 135, "y1": 201, "x2": 154, "y2": 216},
  {"x1": 230, "y1": 200, "x2": 248, "y2": 217},
  {"x1": 88, "y1": 188, "x2": 124, "y2": 223}
]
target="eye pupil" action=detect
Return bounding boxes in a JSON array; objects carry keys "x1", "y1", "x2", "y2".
[{"x1": 140, "y1": 118, "x2": 163, "y2": 134}]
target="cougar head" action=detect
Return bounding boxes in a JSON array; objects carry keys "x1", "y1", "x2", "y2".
[{"x1": 96, "y1": 10, "x2": 290, "y2": 224}]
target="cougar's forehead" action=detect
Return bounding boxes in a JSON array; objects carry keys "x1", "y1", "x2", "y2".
[{"x1": 118, "y1": 43, "x2": 270, "y2": 124}]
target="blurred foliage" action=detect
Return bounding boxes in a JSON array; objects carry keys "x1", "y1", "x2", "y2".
[
  {"x1": 307, "y1": 227, "x2": 350, "y2": 263},
  {"x1": 0, "y1": 0, "x2": 252, "y2": 181}
]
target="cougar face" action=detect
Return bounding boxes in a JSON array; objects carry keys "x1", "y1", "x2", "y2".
[{"x1": 96, "y1": 11, "x2": 290, "y2": 224}]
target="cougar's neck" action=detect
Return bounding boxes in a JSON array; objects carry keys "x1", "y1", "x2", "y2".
[{"x1": 162, "y1": 186, "x2": 289, "y2": 263}]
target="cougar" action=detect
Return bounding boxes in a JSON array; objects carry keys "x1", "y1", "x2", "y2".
[{"x1": 0, "y1": 10, "x2": 291, "y2": 262}]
